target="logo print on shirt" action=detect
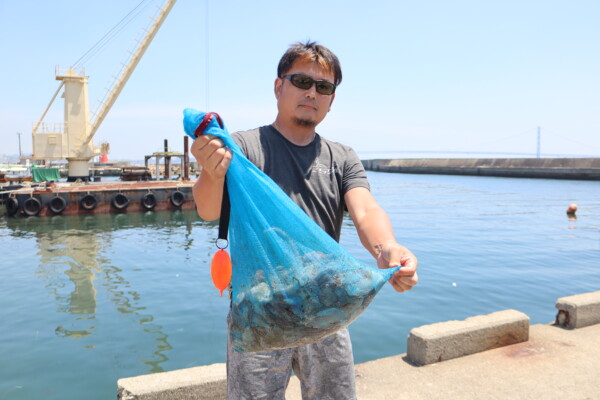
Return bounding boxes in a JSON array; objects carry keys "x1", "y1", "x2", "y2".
[{"x1": 310, "y1": 161, "x2": 338, "y2": 175}]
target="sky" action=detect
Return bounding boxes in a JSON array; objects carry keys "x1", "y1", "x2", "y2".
[{"x1": 1, "y1": 0, "x2": 599, "y2": 161}]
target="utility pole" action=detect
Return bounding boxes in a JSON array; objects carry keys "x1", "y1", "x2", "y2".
[
  {"x1": 536, "y1": 126, "x2": 541, "y2": 158},
  {"x1": 17, "y1": 132, "x2": 22, "y2": 160}
]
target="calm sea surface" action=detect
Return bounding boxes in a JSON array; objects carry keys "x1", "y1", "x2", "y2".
[{"x1": 1, "y1": 172, "x2": 599, "y2": 399}]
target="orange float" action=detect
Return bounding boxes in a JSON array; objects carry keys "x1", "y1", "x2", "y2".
[{"x1": 211, "y1": 249, "x2": 232, "y2": 296}]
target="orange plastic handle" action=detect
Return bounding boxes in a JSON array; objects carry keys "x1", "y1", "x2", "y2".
[{"x1": 211, "y1": 249, "x2": 232, "y2": 296}]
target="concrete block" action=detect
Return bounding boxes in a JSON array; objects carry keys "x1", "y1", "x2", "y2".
[
  {"x1": 555, "y1": 291, "x2": 600, "y2": 329},
  {"x1": 407, "y1": 309, "x2": 529, "y2": 366},
  {"x1": 117, "y1": 363, "x2": 226, "y2": 400}
]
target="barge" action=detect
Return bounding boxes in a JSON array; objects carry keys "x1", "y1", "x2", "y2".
[{"x1": 2, "y1": 180, "x2": 195, "y2": 218}]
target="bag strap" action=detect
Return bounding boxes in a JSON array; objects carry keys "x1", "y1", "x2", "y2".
[
  {"x1": 194, "y1": 112, "x2": 224, "y2": 137},
  {"x1": 217, "y1": 178, "x2": 230, "y2": 247},
  {"x1": 194, "y1": 111, "x2": 229, "y2": 244}
]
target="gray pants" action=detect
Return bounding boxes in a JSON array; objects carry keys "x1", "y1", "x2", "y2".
[{"x1": 227, "y1": 325, "x2": 357, "y2": 400}]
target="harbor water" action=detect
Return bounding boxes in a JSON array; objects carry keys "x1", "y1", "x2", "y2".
[{"x1": 1, "y1": 172, "x2": 599, "y2": 400}]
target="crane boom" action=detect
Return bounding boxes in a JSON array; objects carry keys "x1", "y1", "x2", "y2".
[
  {"x1": 84, "y1": 0, "x2": 177, "y2": 147},
  {"x1": 33, "y1": 81, "x2": 65, "y2": 134}
]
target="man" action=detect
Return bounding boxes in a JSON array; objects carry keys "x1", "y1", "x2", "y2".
[{"x1": 191, "y1": 41, "x2": 418, "y2": 400}]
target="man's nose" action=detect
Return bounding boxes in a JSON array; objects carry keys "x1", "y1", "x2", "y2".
[{"x1": 304, "y1": 84, "x2": 317, "y2": 99}]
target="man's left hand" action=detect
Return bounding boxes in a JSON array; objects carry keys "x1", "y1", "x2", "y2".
[{"x1": 377, "y1": 243, "x2": 418, "y2": 293}]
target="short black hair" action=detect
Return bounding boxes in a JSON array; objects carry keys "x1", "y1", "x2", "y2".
[{"x1": 277, "y1": 41, "x2": 342, "y2": 87}]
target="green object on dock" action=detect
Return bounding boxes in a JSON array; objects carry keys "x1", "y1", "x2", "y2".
[{"x1": 32, "y1": 167, "x2": 60, "y2": 182}]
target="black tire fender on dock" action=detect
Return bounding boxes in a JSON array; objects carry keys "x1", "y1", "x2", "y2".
[
  {"x1": 49, "y1": 196, "x2": 67, "y2": 214},
  {"x1": 80, "y1": 194, "x2": 98, "y2": 211},
  {"x1": 112, "y1": 193, "x2": 129, "y2": 210},
  {"x1": 23, "y1": 197, "x2": 42, "y2": 217},
  {"x1": 6, "y1": 197, "x2": 19, "y2": 216},
  {"x1": 170, "y1": 190, "x2": 185, "y2": 207},
  {"x1": 141, "y1": 193, "x2": 157, "y2": 210}
]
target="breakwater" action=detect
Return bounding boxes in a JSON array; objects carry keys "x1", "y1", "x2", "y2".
[{"x1": 362, "y1": 157, "x2": 600, "y2": 180}]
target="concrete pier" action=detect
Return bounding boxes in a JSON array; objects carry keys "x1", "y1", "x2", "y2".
[
  {"x1": 406, "y1": 309, "x2": 530, "y2": 366},
  {"x1": 362, "y1": 158, "x2": 600, "y2": 180},
  {"x1": 117, "y1": 290, "x2": 600, "y2": 399},
  {"x1": 118, "y1": 364, "x2": 226, "y2": 400},
  {"x1": 555, "y1": 291, "x2": 600, "y2": 329}
]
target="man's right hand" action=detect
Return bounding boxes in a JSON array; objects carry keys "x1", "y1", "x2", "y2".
[
  {"x1": 191, "y1": 135, "x2": 233, "y2": 221},
  {"x1": 190, "y1": 135, "x2": 232, "y2": 180}
]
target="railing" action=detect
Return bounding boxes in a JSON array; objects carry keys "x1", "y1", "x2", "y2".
[
  {"x1": 55, "y1": 66, "x2": 86, "y2": 78},
  {"x1": 32, "y1": 122, "x2": 66, "y2": 134}
]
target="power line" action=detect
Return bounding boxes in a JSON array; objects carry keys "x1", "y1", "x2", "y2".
[{"x1": 205, "y1": 0, "x2": 210, "y2": 111}]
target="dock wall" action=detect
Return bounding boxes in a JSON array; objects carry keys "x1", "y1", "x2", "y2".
[
  {"x1": 117, "y1": 290, "x2": 600, "y2": 399},
  {"x1": 361, "y1": 158, "x2": 600, "y2": 180}
]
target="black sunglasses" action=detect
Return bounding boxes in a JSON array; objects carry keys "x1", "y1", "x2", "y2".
[{"x1": 281, "y1": 73, "x2": 336, "y2": 95}]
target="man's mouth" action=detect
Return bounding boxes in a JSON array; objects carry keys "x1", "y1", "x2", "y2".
[{"x1": 298, "y1": 103, "x2": 317, "y2": 111}]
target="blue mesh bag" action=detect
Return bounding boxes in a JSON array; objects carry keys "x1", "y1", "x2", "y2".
[{"x1": 183, "y1": 108, "x2": 400, "y2": 352}]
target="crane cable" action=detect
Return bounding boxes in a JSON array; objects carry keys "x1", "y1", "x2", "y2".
[{"x1": 70, "y1": 0, "x2": 155, "y2": 69}]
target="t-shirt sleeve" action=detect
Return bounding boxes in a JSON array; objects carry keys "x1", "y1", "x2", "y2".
[
  {"x1": 231, "y1": 132, "x2": 247, "y2": 156},
  {"x1": 342, "y1": 147, "x2": 370, "y2": 194}
]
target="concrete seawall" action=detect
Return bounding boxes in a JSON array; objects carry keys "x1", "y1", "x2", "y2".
[
  {"x1": 118, "y1": 290, "x2": 600, "y2": 399},
  {"x1": 361, "y1": 157, "x2": 600, "y2": 180}
]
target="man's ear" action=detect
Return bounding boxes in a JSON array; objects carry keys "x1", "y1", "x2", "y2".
[{"x1": 274, "y1": 77, "x2": 283, "y2": 100}]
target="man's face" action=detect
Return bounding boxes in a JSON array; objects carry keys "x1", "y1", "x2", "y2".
[{"x1": 274, "y1": 60, "x2": 336, "y2": 129}]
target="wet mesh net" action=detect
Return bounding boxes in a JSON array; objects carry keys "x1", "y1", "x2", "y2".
[{"x1": 183, "y1": 109, "x2": 399, "y2": 352}]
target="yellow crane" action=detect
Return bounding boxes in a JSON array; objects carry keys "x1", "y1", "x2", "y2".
[{"x1": 31, "y1": 0, "x2": 177, "y2": 181}]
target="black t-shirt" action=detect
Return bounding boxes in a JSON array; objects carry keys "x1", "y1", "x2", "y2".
[{"x1": 232, "y1": 125, "x2": 369, "y2": 242}]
